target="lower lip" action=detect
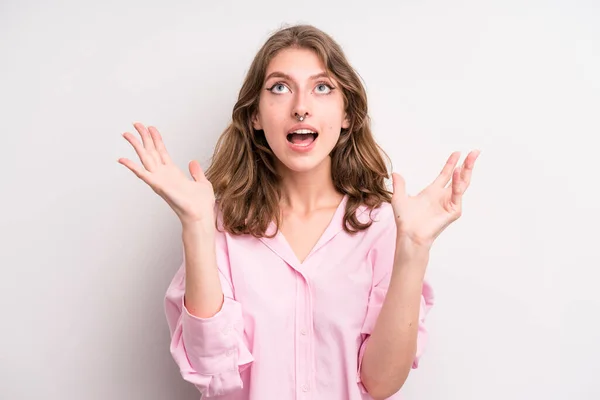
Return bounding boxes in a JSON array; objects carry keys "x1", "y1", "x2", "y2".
[{"x1": 286, "y1": 135, "x2": 318, "y2": 153}]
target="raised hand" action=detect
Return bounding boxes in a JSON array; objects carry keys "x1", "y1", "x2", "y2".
[
  {"x1": 391, "y1": 150, "x2": 480, "y2": 249},
  {"x1": 118, "y1": 122, "x2": 215, "y2": 226}
]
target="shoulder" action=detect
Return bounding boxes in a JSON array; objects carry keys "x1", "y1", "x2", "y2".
[
  {"x1": 357, "y1": 201, "x2": 396, "y2": 236},
  {"x1": 368, "y1": 201, "x2": 395, "y2": 221}
]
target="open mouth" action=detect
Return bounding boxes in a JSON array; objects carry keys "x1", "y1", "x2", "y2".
[{"x1": 286, "y1": 129, "x2": 319, "y2": 146}]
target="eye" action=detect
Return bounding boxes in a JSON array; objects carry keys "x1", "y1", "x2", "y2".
[
  {"x1": 267, "y1": 83, "x2": 290, "y2": 94},
  {"x1": 315, "y1": 82, "x2": 334, "y2": 94}
]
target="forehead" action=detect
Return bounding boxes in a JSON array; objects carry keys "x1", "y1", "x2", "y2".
[{"x1": 265, "y1": 47, "x2": 328, "y2": 79}]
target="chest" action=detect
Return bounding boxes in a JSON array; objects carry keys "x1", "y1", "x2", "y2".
[
  {"x1": 226, "y1": 227, "x2": 376, "y2": 334},
  {"x1": 279, "y1": 209, "x2": 337, "y2": 264}
]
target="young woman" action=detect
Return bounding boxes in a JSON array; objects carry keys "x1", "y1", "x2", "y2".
[{"x1": 118, "y1": 24, "x2": 479, "y2": 400}]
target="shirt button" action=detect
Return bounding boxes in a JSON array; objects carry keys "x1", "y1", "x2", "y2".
[
  {"x1": 301, "y1": 384, "x2": 309, "y2": 392},
  {"x1": 226, "y1": 349, "x2": 234, "y2": 356},
  {"x1": 300, "y1": 329, "x2": 307, "y2": 336}
]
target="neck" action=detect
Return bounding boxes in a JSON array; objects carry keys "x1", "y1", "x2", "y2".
[{"x1": 277, "y1": 157, "x2": 343, "y2": 214}]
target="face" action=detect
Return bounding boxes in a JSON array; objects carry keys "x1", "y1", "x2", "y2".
[{"x1": 252, "y1": 47, "x2": 350, "y2": 174}]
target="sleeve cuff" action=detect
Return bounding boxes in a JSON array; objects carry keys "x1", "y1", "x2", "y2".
[
  {"x1": 356, "y1": 335, "x2": 370, "y2": 394},
  {"x1": 182, "y1": 297, "x2": 253, "y2": 375}
]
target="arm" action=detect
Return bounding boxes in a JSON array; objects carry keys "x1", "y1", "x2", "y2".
[
  {"x1": 360, "y1": 151, "x2": 477, "y2": 399},
  {"x1": 118, "y1": 123, "x2": 255, "y2": 395},
  {"x1": 182, "y1": 220, "x2": 225, "y2": 318},
  {"x1": 358, "y1": 221, "x2": 434, "y2": 399},
  {"x1": 164, "y1": 216, "x2": 254, "y2": 397}
]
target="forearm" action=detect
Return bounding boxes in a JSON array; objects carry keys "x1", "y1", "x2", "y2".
[
  {"x1": 181, "y1": 220, "x2": 225, "y2": 319},
  {"x1": 166, "y1": 220, "x2": 253, "y2": 395},
  {"x1": 360, "y1": 239, "x2": 429, "y2": 399}
]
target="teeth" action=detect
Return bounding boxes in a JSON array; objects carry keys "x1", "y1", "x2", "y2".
[{"x1": 290, "y1": 129, "x2": 317, "y2": 134}]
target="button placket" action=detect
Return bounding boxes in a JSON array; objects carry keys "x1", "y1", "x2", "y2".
[{"x1": 295, "y1": 272, "x2": 314, "y2": 398}]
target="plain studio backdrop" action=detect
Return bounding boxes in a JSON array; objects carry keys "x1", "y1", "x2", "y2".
[{"x1": 1, "y1": 0, "x2": 599, "y2": 399}]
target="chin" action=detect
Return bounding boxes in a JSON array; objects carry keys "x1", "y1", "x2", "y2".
[
  {"x1": 277, "y1": 153, "x2": 332, "y2": 174},
  {"x1": 280, "y1": 158, "x2": 324, "y2": 173}
]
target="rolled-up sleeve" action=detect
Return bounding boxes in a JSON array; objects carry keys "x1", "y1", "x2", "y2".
[
  {"x1": 356, "y1": 217, "x2": 435, "y2": 392},
  {"x1": 164, "y1": 225, "x2": 253, "y2": 397}
]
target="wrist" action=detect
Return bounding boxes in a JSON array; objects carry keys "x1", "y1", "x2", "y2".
[
  {"x1": 395, "y1": 228, "x2": 434, "y2": 250},
  {"x1": 181, "y1": 218, "x2": 215, "y2": 238},
  {"x1": 394, "y1": 234, "x2": 431, "y2": 271}
]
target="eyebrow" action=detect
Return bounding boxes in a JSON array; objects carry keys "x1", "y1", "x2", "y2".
[{"x1": 264, "y1": 71, "x2": 331, "y2": 83}]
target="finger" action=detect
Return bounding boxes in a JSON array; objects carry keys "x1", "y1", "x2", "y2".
[
  {"x1": 122, "y1": 132, "x2": 155, "y2": 170},
  {"x1": 450, "y1": 167, "x2": 464, "y2": 210},
  {"x1": 459, "y1": 149, "x2": 480, "y2": 189},
  {"x1": 117, "y1": 157, "x2": 149, "y2": 181},
  {"x1": 433, "y1": 151, "x2": 461, "y2": 188},
  {"x1": 189, "y1": 160, "x2": 206, "y2": 182},
  {"x1": 148, "y1": 126, "x2": 172, "y2": 164},
  {"x1": 133, "y1": 123, "x2": 159, "y2": 163}
]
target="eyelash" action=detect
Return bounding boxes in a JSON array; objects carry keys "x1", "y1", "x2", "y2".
[{"x1": 266, "y1": 81, "x2": 335, "y2": 95}]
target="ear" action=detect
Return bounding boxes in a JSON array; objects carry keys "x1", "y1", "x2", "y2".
[
  {"x1": 342, "y1": 113, "x2": 350, "y2": 130},
  {"x1": 252, "y1": 111, "x2": 262, "y2": 130}
]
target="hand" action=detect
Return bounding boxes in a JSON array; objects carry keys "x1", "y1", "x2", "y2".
[
  {"x1": 118, "y1": 122, "x2": 215, "y2": 226},
  {"x1": 391, "y1": 150, "x2": 480, "y2": 249}
]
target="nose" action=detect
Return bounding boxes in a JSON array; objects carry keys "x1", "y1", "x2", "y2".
[
  {"x1": 294, "y1": 112, "x2": 308, "y2": 121},
  {"x1": 291, "y1": 91, "x2": 311, "y2": 121}
]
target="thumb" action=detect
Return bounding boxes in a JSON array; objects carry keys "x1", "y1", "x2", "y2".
[
  {"x1": 391, "y1": 172, "x2": 407, "y2": 219},
  {"x1": 391, "y1": 172, "x2": 406, "y2": 199},
  {"x1": 188, "y1": 160, "x2": 205, "y2": 182}
]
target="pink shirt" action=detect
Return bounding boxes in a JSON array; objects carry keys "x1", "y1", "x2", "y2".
[{"x1": 164, "y1": 195, "x2": 434, "y2": 399}]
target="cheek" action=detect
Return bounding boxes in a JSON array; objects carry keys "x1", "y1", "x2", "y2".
[
  {"x1": 260, "y1": 100, "x2": 287, "y2": 126},
  {"x1": 323, "y1": 99, "x2": 346, "y2": 124}
]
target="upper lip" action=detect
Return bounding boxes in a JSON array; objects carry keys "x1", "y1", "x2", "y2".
[{"x1": 287, "y1": 123, "x2": 318, "y2": 134}]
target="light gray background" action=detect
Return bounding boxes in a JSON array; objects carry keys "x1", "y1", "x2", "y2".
[{"x1": 1, "y1": 0, "x2": 599, "y2": 399}]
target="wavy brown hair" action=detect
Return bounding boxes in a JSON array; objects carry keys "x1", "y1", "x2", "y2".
[{"x1": 205, "y1": 24, "x2": 392, "y2": 238}]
